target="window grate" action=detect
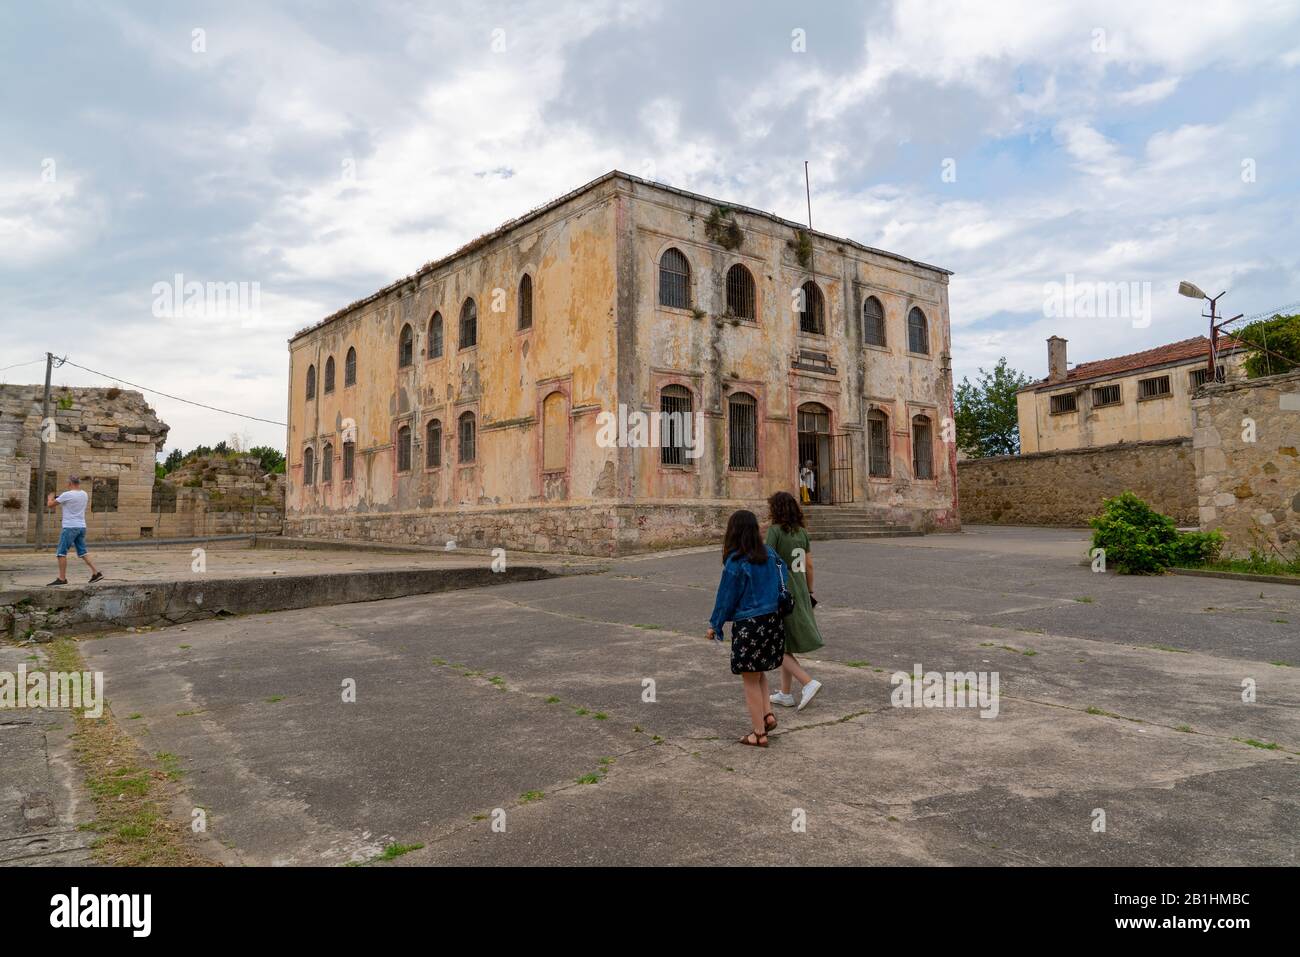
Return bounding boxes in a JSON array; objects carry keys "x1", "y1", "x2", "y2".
[
  {"x1": 911, "y1": 416, "x2": 934, "y2": 480},
  {"x1": 429, "y1": 314, "x2": 443, "y2": 358},
  {"x1": 907, "y1": 307, "x2": 929, "y2": 354},
  {"x1": 658, "y1": 248, "x2": 691, "y2": 309},
  {"x1": 344, "y1": 347, "x2": 357, "y2": 386},
  {"x1": 725, "y1": 264, "x2": 756, "y2": 320},
  {"x1": 426, "y1": 420, "x2": 441, "y2": 468},
  {"x1": 799, "y1": 281, "x2": 824, "y2": 334},
  {"x1": 868, "y1": 410, "x2": 890, "y2": 477},
  {"x1": 1050, "y1": 393, "x2": 1077, "y2": 414},
  {"x1": 396, "y1": 426, "x2": 412, "y2": 472},
  {"x1": 342, "y1": 442, "x2": 355, "y2": 481},
  {"x1": 728, "y1": 393, "x2": 757, "y2": 469},
  {"x1": 303, "y1": 447, "x2": 315, "y2": 485},
  {"x1": 306, "y1": 365, "x2": 316, "y2": 399},
  {"x1": 1139, "y1": 375, "x2": 1171, "y2": 398},
  {"x1": 324, "y1": 356, "x2": 335, "y2": 393},
  {"x1": 398, "y1": 324, "x2": 414, "y2": 367},
  {"x1": 864, "y1": 296, "x2": 886, "y2": 346},
  {"x1": 1190, "y1": 366, "x2": 1224, "y2": 388},
  {"x1": 459, "y1": 299, "x2": 477, "y2": 349},
  {"x1": 322, "y1": 444, "x2": 334, "y2": 483},
  {"x1": 458, "y1": 412, "x2": 476, "y2": 463},
  {"x1": 660, "y1": 385, "x2": 693, "y2": 466},
  {"x1": 518, "y1": 275, "x2": 533, "y2": 330},
  {"x1": 1092, "y1": 384, "x2": 1121, "y2": 406}
]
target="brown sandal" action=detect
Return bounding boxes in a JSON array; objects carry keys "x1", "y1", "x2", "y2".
[
  {"x1": 739, "y1": 730, "x2": 769, "y2": 747},
  {"x1": 764, "y1": 712, "x2": 778, "y2": 731}
]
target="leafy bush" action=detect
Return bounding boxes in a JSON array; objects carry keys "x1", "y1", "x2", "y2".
[{"x1": 1089, "y1": 492, "x2": 1223, "y2": 574}]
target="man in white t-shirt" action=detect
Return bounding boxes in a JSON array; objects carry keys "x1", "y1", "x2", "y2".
[{"x1": 46, "y1": 475, "x2": 104, "y2": 586}]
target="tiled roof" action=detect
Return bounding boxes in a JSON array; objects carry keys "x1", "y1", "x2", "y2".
[{"x1": 1027, "y1": 335, "x2": 1247, "y2": 391}]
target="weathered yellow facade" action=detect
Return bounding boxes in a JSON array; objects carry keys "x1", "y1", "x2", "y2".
[
  {"x1": 286, "y1": 173, "x2": 957, "y2": 555},
  {"x1": 1018, "y1": 335, "x2": 1248, "y2": 453}
]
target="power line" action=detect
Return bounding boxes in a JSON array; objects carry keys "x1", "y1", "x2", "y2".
[
  {"x1": 0, "y1": 357, "x2": 48, "y2": 374},
  {"x1": 57, "y1": 358, "x2": 287, "y2": 427}
]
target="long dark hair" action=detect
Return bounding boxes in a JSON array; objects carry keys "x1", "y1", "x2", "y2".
[
  {"x1": 722, "y1": 509, "x2": 767, "y2": 564},
  {"x1": 768, "y1": 491, "x2": 805, "y2": 533}
]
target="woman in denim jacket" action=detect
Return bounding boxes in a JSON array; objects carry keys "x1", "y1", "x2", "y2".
[{"x1": 706, "y1": 509, "x2": 788, "y2": 747}]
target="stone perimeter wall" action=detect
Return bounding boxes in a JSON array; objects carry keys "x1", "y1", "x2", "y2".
[
  {"x1": 957, "y1": 438, "x2": 1197, "y2": 527},
  {"x1": 1192, "y1": 370, "x2": 1300, "y2": 557}
]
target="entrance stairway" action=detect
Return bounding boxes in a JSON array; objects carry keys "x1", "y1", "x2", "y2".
[{"x1": 801, "y1": 506, "x2": 921, "y2": 542}]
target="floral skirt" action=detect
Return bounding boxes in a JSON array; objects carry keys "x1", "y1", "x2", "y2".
[{"x1": 730, "y1": 611, "x2": 786, "y2": 675}]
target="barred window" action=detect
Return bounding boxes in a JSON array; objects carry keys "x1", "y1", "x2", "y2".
[
  {"x1": 322, "y1": 443, "x2": 333, "y2": 483},
  {"x1": 799, "y1": 281, "x2": 824, "y2": 334},
  {"x1": 91, "y1": 477, "x2": 119, "y2": 512},
  {"x1": 458, "y1": 411, "x2": 476, "y2": 463},
  {"x1": 660, "y1": 384, "x2": 693, "y2": 466},
  {"x1": 398, "y1": 323, "x2": 414, "y2": 367},
  {"x1": 459, "y1": 298, "x2": 477, "y2": 349},
  {"x1": 907, "y1": 307, "x2": 929, "y2": 354},
  {"x1": 518, "y1": 274, "x2": 533, "y2": 330},
  {"x1": 1092, "y1": 384, "x2": 1121, "y2": 407},
  {"x1": 868, "y1": 409, "x2": 891, "y2": 477},
  {"x1": 1050, "y1": 393, "x2": 1077, "y2": 414},
  {"x1": 727, "y1": 392, "x2": 757, "y2": 470},
  {"x1": 306, "y1": 364, "x2": 316, "y2": 399},
  {"x1": 426, "y1": 419, "x2": 442, "y2": 468},
  {"x1": 864, "y1": 296, "x2": 886, "y2": 347},
  {"x1": 324, "y1": 356, "x2": 335, "y2": 393},
  {"x1": 911, "y1": 415, "x2": 934, "y2": 480},
  {"x1": 429, "y1": 313, "x2": 443, "y2": 358},
  {"x1": 396, "y1": 425, "x2": 412, "y2": 472},
  {"x1": 658, "y1": 248, "x2": 691, "y2": 309},
  {"x1": 1140, "y1": 375, "x2": 1171, "y2": 399},
  {"x1": 1190, "y1": 366, "x2": 1224, "y2": 388},
  {"x1": 342, "y1": 441, "x2": 355, "y2": 481},
  {"x1": 725, "y1": 264, "x2": 756, "y2": 320},
  {"x1": 344, "y1": 347, "x2": 357, "y2": 386},
  {"x1": 303, "y1": 446, "x2": 315, "y2": 485}
]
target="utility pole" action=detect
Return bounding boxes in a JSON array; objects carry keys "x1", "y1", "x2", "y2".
[
  {"x1": 33, "y1": 351, "x2": 53, "y2": 550},
  {"x1": 1204, "y1": 292, "x2": 1242, "y2": 381}
]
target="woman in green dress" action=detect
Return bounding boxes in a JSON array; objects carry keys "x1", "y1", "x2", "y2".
[{"x1": 764, "y1": 491, "x2": 824, "y2": 712}]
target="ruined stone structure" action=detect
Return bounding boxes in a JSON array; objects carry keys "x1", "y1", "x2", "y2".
[
  {"x1": 1019, "y1": 335, "x2": 1248, "y2": 453},
  {"x1": 1192, "y1": 369, "x2": 1300, "y2": 557},
  {"x1": 285, "y1": 172, "x2": 958, "y2": 556},
  {"x1": 958, "y1": 438, "x2": 1197, "y2": 527},
  {"x1": 0, "y1": 386, "x2": 285, "y2": 544}
]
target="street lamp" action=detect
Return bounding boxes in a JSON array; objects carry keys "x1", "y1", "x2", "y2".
[{"x1": 1178, "y1": 281, "x2": 1240, "y2": 379}]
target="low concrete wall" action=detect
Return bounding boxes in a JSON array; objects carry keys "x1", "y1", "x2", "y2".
[
  {"x1": 1192, "y1": 369, "x2": 1300, "y2": 557},
  {"x1": 1, "y1": 565, "x2": 564, "y2": 638},
  {"x1": 957, "y1": 438, "x2": 1197, "y2": 527}
]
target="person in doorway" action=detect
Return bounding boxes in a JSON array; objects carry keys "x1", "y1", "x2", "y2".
[
  {"x1": 706, "y1": 509, "x2": 788, "y2": 747},
  {"x1": 798, "y1": 460, "x2": 815, "y2": 504},
  {"x1": 765, "y1": 491, "x2": 824, "y2": 711},
  {"x1": 46, "y1": 476, "x2": 103, "y2": 586}
]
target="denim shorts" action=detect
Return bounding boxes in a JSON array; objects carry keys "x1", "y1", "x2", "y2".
[{"x1": 56, "y1": 527, "x2": 88, "y2": 557}]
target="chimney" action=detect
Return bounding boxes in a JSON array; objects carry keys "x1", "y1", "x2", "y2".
[{"x1": 1047, "y1": 336, "x2": 1068, "y2": 383}]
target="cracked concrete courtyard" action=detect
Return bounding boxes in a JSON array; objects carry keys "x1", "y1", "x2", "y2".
[{"x1": 20, "y1": 526, "x2": 1300, "y2": 866}]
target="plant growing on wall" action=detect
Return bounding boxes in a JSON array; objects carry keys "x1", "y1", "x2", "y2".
[
  {"x1": 1233, "y1": 313, "x2": 1300, "y2": 378},
  {"x1": 2, "y1": 495, "x2": 21, "y2": 510},
  {"x1": 1089, "y1": 492, "x2": 1223, "y2": 574},
  {"x1": 791, "y1": 229, "x2": 814, "y2": 269},
  {"x1": 704, "y1": 206, "x2": 743, "y2": 250},
  {"x1": 953, "y1": 358, "x2": 1031, "y2": 457}
]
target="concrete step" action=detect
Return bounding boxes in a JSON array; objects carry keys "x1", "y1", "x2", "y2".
[{"x1": 813, "y1": 529, "x2": 922, "y2": 540}]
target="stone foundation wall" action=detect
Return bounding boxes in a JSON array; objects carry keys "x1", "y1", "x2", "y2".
[
  {"x1": 957, "y1": 438, "x2": 1197, "y2": 527},
  {"x1": 0, "y1": 412, "x2": 31, "y2": 544},
  {"x1": 1192, "y1": 370, "x2": 1300, "y2": 558}
]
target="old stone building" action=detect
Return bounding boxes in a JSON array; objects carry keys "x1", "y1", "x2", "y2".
[
  {"x1": 285, "y1": 171, "x2": 958, "y2": 555},
  {"x1": 1018, "y1": 334, "x2": 1248, "y2": 453},
  {"x1": 0, "y1": 385, "x2": 168, "y2": 544}
]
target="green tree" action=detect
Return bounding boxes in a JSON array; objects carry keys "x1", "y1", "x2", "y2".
[
  {"x1": 1233, "y1": 313, "x2": 1300, "y2": 378},
  {"x1": 953, "y1": 357, "x2": 1031, "y2": 458},
  {"x1": 248, "y1": 445, "x2": 285, "y2": 474}
]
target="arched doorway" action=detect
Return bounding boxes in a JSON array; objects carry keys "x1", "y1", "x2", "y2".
[{"x1": 797, "y1": 403, "x2": 831, "y2": 505}]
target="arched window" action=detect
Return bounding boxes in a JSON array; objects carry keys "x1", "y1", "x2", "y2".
[
  {"x1": 725, "y1": 264, "x2": 756, "y2": 320},
  {"x1": 305, "y1": 364, "x2": 316, "y2": 399},
  {"x1": 542, "y1": 391, "x2": 567, "y2": 472},
  {"x1": 459, "y1": 298, "x2": 477, "y2": 349},
  {"x1": 518, "y1": 274, "x2": 533, "y2": 330},
  {"x1": 799, "y1": 281, "x2": 825, "y2": 335},
  {"x1": 727, "y1": 392, "x2": 757, "y2": 470},
  {"x1": 342, "y1": 441, "x2": 355, "y2": 481},
  {"x1": 429, "y1": 313, "x2": 443, "y2": 359},
  {"x1": 912, "y1": 414, "x2": 934, "y2": 480},
  {"x1": 344, "y1": 347, "x2": 357, "y2": 386},
  {"x1": 324, "y1": 356, "x2": 336, "y2": 393},
  {"x1": 302, "y1": 446, "x2": 315, "y2": 485},
  {"x1": 660, "y1": 384, "x2": 694, "y2": 466},
  {"x1": 398, "y1": 323, "x2": 414, "y2": 367},
  {"x1": 864, "y1": 296, "x2": 886, "y2": 347},
  {"x1": 458, "y1": 411, "x2": 476, "y2": 463},
  {"x1": 907, "y1": 307, "x2": 929, "y2": 354},
  {"x1": 396, "y1": 425, "x2": 412, "y2": 472},
  {"x1": 426, "y1": 418, "x2": 442, "y2": 468},
  {"x1": 868, "y1": 409, "x2": 890, "y2": 477},
  {"x1": 322, "y1": 443, "x2": 334, "y2": 483},
  {"x1": 658, "y1": 248, "x2": 691, "y2": 309}
]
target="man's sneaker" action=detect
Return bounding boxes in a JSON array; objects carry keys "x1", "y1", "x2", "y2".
[
  {"x1": 89, "y1": 572, "x2": 104, "y2": 583},
  {"x1": 769, "y1": 691, "x2": 797, "y2": 708},
  {"x1": 797, "y1": 679, "x2": 823, "y2": 712},
  {"x1": 47, "y1": 578, "x2": 68, "y2": 587}
]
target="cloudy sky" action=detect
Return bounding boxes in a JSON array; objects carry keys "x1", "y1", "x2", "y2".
[{"x1": 3, "y1": 0, "x2": 1298, "y2": 454}]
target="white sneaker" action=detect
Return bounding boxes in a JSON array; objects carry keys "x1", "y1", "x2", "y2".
[
  {"x1": 797, "y1": 679, "x2": 823, "y2": 711},
  {"x1": 769, "y1": 691, "x2": 796, "y2": 708}
]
